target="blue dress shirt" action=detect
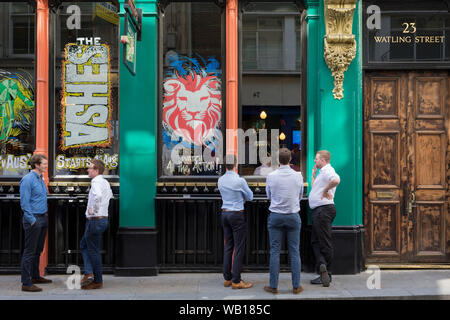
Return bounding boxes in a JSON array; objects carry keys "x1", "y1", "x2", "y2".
[
  {"x1": 266, "y1": 165, "x2": 304, "y2": 214},
  {"x1": 20, "y1": 171, "x2": 48, "y2": 224},
  {"x1": 218, "y1": 171, "x2": 253, "y2": 211}
]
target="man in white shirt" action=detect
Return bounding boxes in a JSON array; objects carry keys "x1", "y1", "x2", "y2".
[
  {"x1": 308, "y1": 150, "x2": 340, "y2": 287},
  {"x1": 80, "y1": 159, "x2": 113, "y2": 290},
  {"x1": 264, "y1": 148, "x2": 304, "y2": 295}
]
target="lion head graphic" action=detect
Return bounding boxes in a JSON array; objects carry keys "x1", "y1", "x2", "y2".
[{"x1": 162, "y1": 54, "x2": 221, "y2": 147}]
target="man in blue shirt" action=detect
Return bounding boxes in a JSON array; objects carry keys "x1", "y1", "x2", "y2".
[
  {"x1": 264, "y1": 148, "x2": 304, "y2": 295},
  {"x1": 19, "y1": 154, "x2": 51, "y2": 292},
  {"x1": 218, "y1": 154, "x2": 253, "y2": 289}
]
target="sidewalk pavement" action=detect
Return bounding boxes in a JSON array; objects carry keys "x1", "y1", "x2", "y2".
[{"x1": 0, "y1": 270, "x2": 449, "y2": 300}]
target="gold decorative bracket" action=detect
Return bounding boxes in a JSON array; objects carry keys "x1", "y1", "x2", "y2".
[{"x1": 324, "y1": 0, "x2": 357, "y2": 100}]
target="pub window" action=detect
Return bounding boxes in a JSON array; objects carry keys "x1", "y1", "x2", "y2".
[
  {"x1": 52, "y1": 2, "x2": 120, "y2": 177},
  {"x1": 240, "y1": 2, "x2": 304, "y2": 177},
  {"x1": 0, "y1": 1, "x2": 36, "y2": 177},
  {"x1": 160, "y1": 1, "x2": 224, "y2": 177}
]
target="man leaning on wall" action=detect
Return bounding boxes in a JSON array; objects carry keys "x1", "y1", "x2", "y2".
[{"x1": 308, "y1": 150, "x2": 340, "y2": 287}]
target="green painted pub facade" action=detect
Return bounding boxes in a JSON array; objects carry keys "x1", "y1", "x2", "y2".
[{"x1": 1, "y1": 0, "x2": 448, "y2": 276}]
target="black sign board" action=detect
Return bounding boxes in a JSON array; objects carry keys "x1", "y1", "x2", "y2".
[{"x1": 364, "y1": 1, "x2": 450, "y2": 67}]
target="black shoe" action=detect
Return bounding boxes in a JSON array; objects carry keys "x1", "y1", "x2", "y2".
[{"x1": 320, "y1": 264, "x2": 331, "y2": 287}]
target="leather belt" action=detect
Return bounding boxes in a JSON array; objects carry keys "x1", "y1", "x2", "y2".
[
  {"x1": 222, "y1": 209, "x2": 244, "y2": 213},
  {"x1": 87, "y1": 216, "x2": 108, "y2": 221}
]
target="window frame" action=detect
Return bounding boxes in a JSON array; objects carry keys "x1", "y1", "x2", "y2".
[
  {"x1": 49, "y1": 1, "x2": 120, "y2": 182},
  {"x1": 0, "y1": 1, "x2": 37, "y2": 181},
  {"x1": 157, "y1": 0, "x2": 227, "y2": 182},
  {"x1": 238, "y1": 1, "x2": 307, "y2": 181}
]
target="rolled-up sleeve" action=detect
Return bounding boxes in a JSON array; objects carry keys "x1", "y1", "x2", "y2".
[
  {"x1": 90, "y1": 181, "x2": 103, "y2": 214},
  {"x1": 241, "y1": 178, "x2": 253, "y2": 201},
  {"x1": 265, "y1": 175, "x2": 272, "y2": 200},
  {"x1": 298, "y1": 173, "x2": 304, "y2": 198},
  {"x1": 20, "y1": 177, "x2": 35, "y2": 224},
  {"x1": 327, "y1": 170, "x2": 340, "y2": 182}
]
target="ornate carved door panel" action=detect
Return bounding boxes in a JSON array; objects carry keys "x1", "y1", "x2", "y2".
[{"x1": 364, "y1": 71, "x2": 450, "y2": 264}]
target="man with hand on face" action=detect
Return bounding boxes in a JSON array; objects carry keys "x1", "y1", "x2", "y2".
[
  {"x1": 80, "y1": 159, "x2": 113, "y2": 290},
  {"x1": 20, "y1": 154, "x2": 51, "y2": 292},
  {"x1": 308, "y1": 150, "x2": 340, "y2": 287}
]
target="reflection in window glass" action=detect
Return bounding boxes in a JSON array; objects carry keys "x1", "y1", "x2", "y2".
[
  {"x1": 0, "y1": 2, "x2": 36, "y2": 177},
  {"x1": 243, "y1": 7, "x2": 300, "y2": 71},
  {"x1": 54, "y1": 2, "x2": 119, "y2": 176},
  {"x1": 161, "y1": 3, "x2": 223, "y2": 176}
]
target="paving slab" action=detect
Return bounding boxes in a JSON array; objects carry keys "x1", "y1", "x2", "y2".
[{"x1": 0, "y1": 270, "x2": 449, "y2": 300}]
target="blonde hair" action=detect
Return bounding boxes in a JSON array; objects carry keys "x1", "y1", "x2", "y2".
[{"x1": 316, "y1": 150, "x2": 331, "y2": 163}]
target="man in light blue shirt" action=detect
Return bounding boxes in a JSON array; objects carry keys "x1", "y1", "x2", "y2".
[
  {"x1": 218, "y1": 154, "x2": 253, "y2": 289},
  {"x1": 19, "y1": 154, "x2": 51, "y2": 292},
  {"x1": 264, "y1": 148, "x2": 304, "y2": 295}
]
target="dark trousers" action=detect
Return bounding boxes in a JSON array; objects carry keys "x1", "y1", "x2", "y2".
[
  {"x1": 21, "y1": 214, "x2": 48, "y2": 286},
  {"x1": 221, "y1": 211, "x2": 247, "y2": 284},
  {"x1": 80, "y1": 219, "x2": 108, "y2": 283},
  {"x1": 311, "y1": 204, "x2": 336, "y2": 274}
]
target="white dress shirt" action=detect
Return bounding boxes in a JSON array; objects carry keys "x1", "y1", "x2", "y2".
[
  {"x1": 265, "y1": 165, "x2": 304, "y2": 214},
  {"x1": 308, "y1": 164, "x2": 340, "y2": 209},
  {"x1": 86, "y1": 175, "x2": 113, "y2": 217}
]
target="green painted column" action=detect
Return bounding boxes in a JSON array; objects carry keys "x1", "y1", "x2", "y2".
[
  {"x1": 305, "y1": 0, "x2": 363, "y2": 227},
  {"x1": 119, "y1": 0, "x2": 158, "y2": 228}
]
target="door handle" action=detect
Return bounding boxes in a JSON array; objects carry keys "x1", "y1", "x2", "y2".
[{"x1": 407, "y1": 188, "x2": 416, "y2": 215}]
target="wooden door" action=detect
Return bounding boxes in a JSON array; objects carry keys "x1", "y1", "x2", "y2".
[{"x1": 364, "y1": 71, "x2": 450, "y2": 264}]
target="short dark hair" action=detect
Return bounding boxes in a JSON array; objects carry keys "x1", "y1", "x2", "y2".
[
  {"x1": 90, "y1": 159, "x2": 105, "y2": 174},
  {"x1": 225, "y1": 154, "x2": 237, "y2": 171},
  {"x1": 30, "y1": 154, "x2": 47, "y2": 169},
  {"x1": 278, "y1": 148, "x2": 291, "y2": 165}
]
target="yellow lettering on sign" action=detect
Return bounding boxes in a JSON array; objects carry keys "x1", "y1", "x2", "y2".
[{"x1": 61, "y1": 44, "x2": 112, "y2": 150}]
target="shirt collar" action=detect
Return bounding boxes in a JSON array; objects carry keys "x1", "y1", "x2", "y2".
[
  {"x1": 279, "y1": 165, "x2": 291, "y2": 170},
  {"x1": 225, "y1": 170, "x2": 238, "y2": 176},
  {"x1": 321, "y1": 164, "x2": 331, "y2": 170},
  {"x1": 92, "y1": 175, "x2": 103, "y2": 182},
  {"x1": 31, "y1": 170, "x2": 43, "y2": 179}
]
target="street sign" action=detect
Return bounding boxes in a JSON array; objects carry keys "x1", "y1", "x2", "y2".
[
  {"x1": 122, "y1": 0, "x2": 142, "y2": 75},
  {"x1": 123, "y1": 12, "x2": 137, "y2": 75}
]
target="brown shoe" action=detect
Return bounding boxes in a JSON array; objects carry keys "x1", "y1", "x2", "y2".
[
  {"x1": 224, "y1": 280, "x2": 232, "y2": 287},
  {"x1": 231, "y1": 281, "x2": 253, "y2": 289},
  {"x1": 31, "y1": 277, "x2": 52, "y2": 284},
  {"x1": 22, "y1": 284, "x2": 42, "y2": 292},
  {"x1": 81, "y1": 274, "x2": 94, "y2": 286},
  {"x1": 293, "y1": 286, "x2": 304, "y2": 294},
  {"x1": 263, "y1": 286, "x2": 278, "y2": 294},
  {"x1": 81, "y1": 282, "x2": 103, "y2": 290}
]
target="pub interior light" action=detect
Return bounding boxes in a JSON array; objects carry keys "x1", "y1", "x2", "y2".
[{"x1": 260, "y1": 110, "x2": 267, "y2": 120}]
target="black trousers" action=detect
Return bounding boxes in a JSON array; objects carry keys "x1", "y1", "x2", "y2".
[
  {"x1": 21, "y1": 214, "x2": 48, "y2": 286},
  {"x1": 221, "y1": 211, "x2": 247, "y2": 284},
  {"x1": 311, "y1": 204, "x2": 336, "y2": 274}
]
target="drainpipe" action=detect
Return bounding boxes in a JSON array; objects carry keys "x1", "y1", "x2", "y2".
[
  {"x1": 226, "y1": 0, "x2": 238, "y2": 159},
  {"x1": 36, "y1": 0, "x2": 49, "y2": 277}
]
